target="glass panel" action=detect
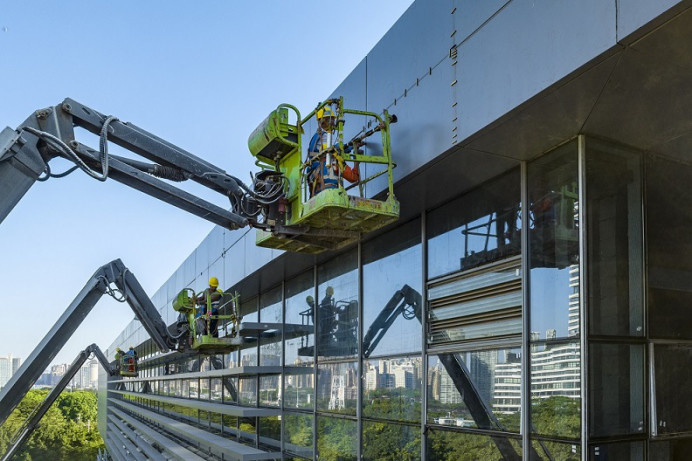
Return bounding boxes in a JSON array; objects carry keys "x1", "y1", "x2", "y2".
[
  {"x1": 189, "y1": 378, "x2": 199, "y2": 399},
  {"x1": 238, "y1": 377, "x2": 257, "y2": 406},
  {"x1": 590, "y1": 441, "x2": 644, "y2": 461},
  {"x1": 317, "y1": 250, "x2": 358, "y2": 359},
  {"x1": 427, "y1": 428, "x2": 521, "y2": 460},
  {"x1": 529, "y1": 141, "x2": 580, "y2": 339},
  {"x1": 316, "y1": 416, "x2": 357, "y2": 461},
  {"x1": 363, "y1": 356, "x2": 422, "y2": 422},
  {"x1": 317, "y1": 361, "x2": 358, "y2": 415},
  {"x1": 362, "y1": 421, "x2": 420, "y2": 461},
  {"x1": 285, "y1": 270, "x2": 315, "y2": 367},
  {"x1": 427, "y1": 349, "x2": 521, "y2": 432},
  {"x1": 284, "y1": 369, "x2": 314, "y2": 410},
  {"x1": 647, "y1": 157, "x2": 692, "y2": 340},
  {"x1": 260, "y1": 286, "x2": 283, "y2": 366},
  {"x1": 211, "y1": 378, "x2": 222, "y2": 402},
  {"x1": 531, "y1": 439, "x2": 580, "y2": 460},
  {"x1": 530, "y1": 341, "x2": 581, "y2": 439},
  {"x1": 589, "y1": 343, "x2": 644, "y2": 436},
  {"x1": 653, "y1": 344, "x2": 692, "y2": 435},
  {"x1": 239, "y1": 297, "x2": 259, "y2": 366},
  {"x1": 200, "y1": 378, "x2": 210, "y2": 400},
  {"x1": 258, "y1": 416, "x2": 281, "y2": 452},
  {"x1": 427, "y1": 169, "x2": 521, "y2": 278},
  {"x1": 239, "y1": 417, "x2": 257, "y2": 445},
  {"x1": 362, "y1": 219, "x2": 422, "y2": 357},
  {"x1": 259, "y1": 375, "x2": 280, "y2": 407},
  {"x1": 586, "y1": 141, "x2": 643, "y2": 336},
  {"x1": 649, "y1": 437, "x2": 692, "y2": 461},
  {"x1": 283, "y1": 412, "x2": 314, "y2": 459},
  {"x1": 222, "y1": 376, "x2": 238, "y2": 404}
]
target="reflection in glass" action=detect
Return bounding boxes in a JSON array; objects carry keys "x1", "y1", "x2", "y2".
[
  {"x1": 532, "y1": 440, "x2": 580, "y2": 460},
  {"x1": 259, "y1": 375, "x2": 280, "y2": 407},
  {"x1": 590, "y1": 441, "x2": 644, "y2": 460},
  {"x1": 258, "y1": 416, "x2": 281, "y2": 451},
  {"x1": 428, "y1": 261, "x2": 522, "y2": 346},
  {"x1": 427, "y1": 350, "x2": 521, "y2": 432},
  {"x1": 590, "y1": 343, "x2": 644, "y2": 436},
  {"x1": 283, "y1": 412, "x2": 314, "y2": 459},
  {"x1": 362, "y1": 219, "x2": 422, "y2": 357},
  {"x1": 238, "y1": 376, "x2": 257, "y2": 406},
  {"x1": 653, "y1": 344, "x2": 692, "y2": 435},
  {"x1": 530, "y1": 341, "x2": 580, "y2": 439},
  {"x1": 260, "y1": 286, "x2": 282, "y2": 366},
  {"x1": 285, "y1": 271, "x2": 315, "y2": 367},
  {"x1": 647, "y1": 157, "x2": 692, "y2": 340},
  {"x1": 426, "y1": 428, "x2": 521, "y2": 460},
  {"x1": 284, "y1": 370, "x2": 314, "y2": 410},
  {"x1": 317, "y1": 361, "x2": 358, "y2": 415},
  {"x1": 200, "y1": 378, "x2": 210, "y2": 400},
  {"x1": 317, "y1": 416, "x2": 356, "y2": 461},
  {"x1": 222, "y1": 377, "x2": 238, "y2": 404},
  {"x1": 427, "y1": 169, "x2": 521, "y2": 278},
  {"x1": 317, "y1": 250, "x2": 358, "y2": 359},
  {"x1": 239, "y1": 297, "x2": 258, "y2": 366},
  {"x1": 529, "y1": 141, "x2": 580, "y2": 339},
  {"x1": 649, "y1": 438, "x2": 692, "y2": 460},
  {"x1": 586, "y1": 141, "x2": 643, "y2": 336},
  {"x1": 363, "y1": 357, "x2": 422, "y2": 422},
  {"x1": 362, "y1": 421, "x2": 419, "y2": 460}
]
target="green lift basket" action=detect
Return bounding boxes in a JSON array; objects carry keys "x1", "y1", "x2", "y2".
[
  {"x1": 172, "y1": 288, "x2": 241, "y2": 353},
  {"x1": 248, "y1": 97, "x2": 400, "y2": 253}
]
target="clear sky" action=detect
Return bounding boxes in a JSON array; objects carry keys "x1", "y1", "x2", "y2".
[{"x1": 0, "y1": 1, "x2": 414, "y2": 369}]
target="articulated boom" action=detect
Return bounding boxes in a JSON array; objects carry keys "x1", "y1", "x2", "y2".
[{"x1": 0, "y1": 97, "x2": 400, "y2": 254}]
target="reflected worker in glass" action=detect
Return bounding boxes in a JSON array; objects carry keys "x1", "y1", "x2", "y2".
[{"x1": 308, "y1": 285, "x2": 358, "y2": 357}]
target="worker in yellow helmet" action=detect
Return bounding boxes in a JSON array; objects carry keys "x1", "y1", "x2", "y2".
[
  {"x1": 195, "y1": 276, "x2": 224, "y2": 337},
  {"x1": 114, "y1": 347, "x2": 124, "y2": 372},
  {"x1": 305, "y1": 104, "x2": 360, "y2": 197}
]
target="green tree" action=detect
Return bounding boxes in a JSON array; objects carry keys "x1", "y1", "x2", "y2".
[{"x1": 0, "y1": 389, "x2": 104, "y2": 461}]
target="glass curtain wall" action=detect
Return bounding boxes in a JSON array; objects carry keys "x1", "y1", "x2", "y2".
[
  {"x1": 426, "y1": 169, "x2": 522, "y2": 461},
  {"x1": 585, "y1": 139, "x2": 645, "y2": 460},
  {"x1": 361, "y1": 218, "x2": 422, "y2": 460},
  {"x1": 646, "y1": 154, "x2": 692, "y2": 458},
  {"x1": 527, "y1": 140, "x2": 581, "y2": 460}
]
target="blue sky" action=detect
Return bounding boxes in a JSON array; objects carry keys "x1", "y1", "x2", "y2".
[{"x1": 0, "y1": 1, "x2": 413, "y2": 367}]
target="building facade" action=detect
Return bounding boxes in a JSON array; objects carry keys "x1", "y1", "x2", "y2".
[{"x1": 100, "y1": 1, "x2": 692, "y2": 460}]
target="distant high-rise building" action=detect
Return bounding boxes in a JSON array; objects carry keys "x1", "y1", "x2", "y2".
[{"x1": 0, "y1": 355, "x2": 13, "y2": 389}]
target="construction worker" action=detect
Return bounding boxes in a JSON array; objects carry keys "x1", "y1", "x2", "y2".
[
  {"x1": 114, "y1": 348, "x2": 124, "y2": 372},
  {"x1": 195, "y1": 276, "x2": 223, "y2": 337},
  {"x1": 305, "y1": 105, "x2": 360, "y2": 197},
  {"x1": 125, "y1": 347, "x2": 138, "y2": 373}
]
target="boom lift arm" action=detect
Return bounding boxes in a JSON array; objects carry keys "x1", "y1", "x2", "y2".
[
  {"x1": 1, "y1": 344, "x2": 115, "y2": 461},
  {"x1": 0, "y1": 259, "x2": 181, "y2": 427},
  {"x1": 0, "y1": 98, "x2": 282, "y2": 231}
]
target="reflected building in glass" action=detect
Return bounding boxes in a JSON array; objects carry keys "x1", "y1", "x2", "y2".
[{"x1": 99, "y1": 2, "x2": 692, "y2": 460}]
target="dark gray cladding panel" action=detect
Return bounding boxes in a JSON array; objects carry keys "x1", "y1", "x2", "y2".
[
  {"x1": 458, "y1": 0, "x2": 617, "y2": 142},
  {"x1": 366, "y1": 0, "x2": 454, "y2": 111},
  {"x1": 617, "y1": 0, "x2": 684, "y2": 42}
]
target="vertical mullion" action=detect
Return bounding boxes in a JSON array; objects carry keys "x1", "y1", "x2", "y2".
[
  {"x1": 421, "y1": 211, "x2": 428, "y2": 461},
  {"x1": 578, "y1": 134, "x2": 589, "y2": 459},
  {"x1": 520, "y1": 160, "x2": 531, "y2": 460},
  {"x1": 280, "y1": 279, "x2": 286, "y2": 457},
  {"x1": 312, "y1": 264, "x2": 318, "y2": 459},
  {"x1": 357, "y1": 241, "x2": 363, "y2": 461}
]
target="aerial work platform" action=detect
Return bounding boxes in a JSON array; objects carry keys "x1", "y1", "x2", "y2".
[{"x1": 249, "y1": 98, "x2": 399, "y2": 253}]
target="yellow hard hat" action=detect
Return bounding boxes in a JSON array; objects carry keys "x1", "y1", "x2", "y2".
[
  {"x1": 316, "y1": 106, "x2": 335, "y2": 121},
  {"x1": 209, "y1": 276, "x2": 219, "y2": 287},
  {"x1": 116, "y1": 348, "x2": 122, "y2": 352},
  {"x1": 326, "y1": 286, "x2": 334, "y2": 296},
  {"x1": 306, "y1": 295, "x2": 314, "y2": 305}
]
